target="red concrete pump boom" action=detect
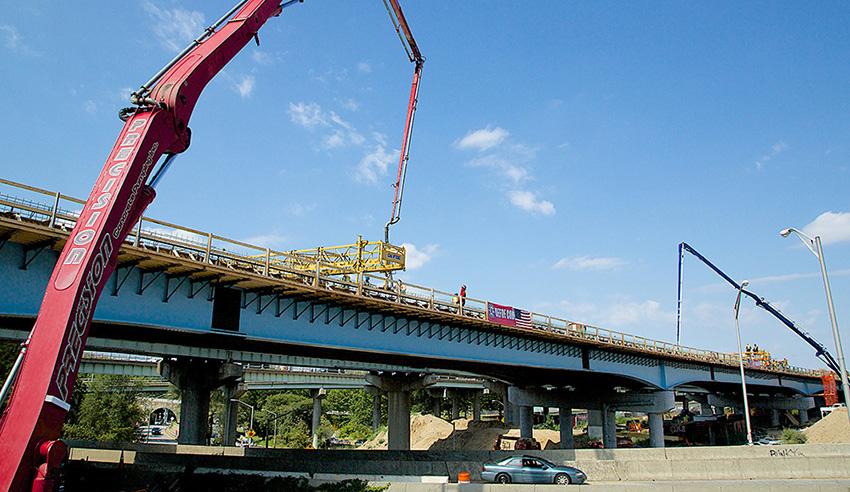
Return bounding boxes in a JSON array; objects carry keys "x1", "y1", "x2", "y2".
[
  {"x1": 383, "y1": 0, "x2": 425, "y2": 243},
  {"x1": 0, "y1": 1, "x2": 300, "y2": 490}
]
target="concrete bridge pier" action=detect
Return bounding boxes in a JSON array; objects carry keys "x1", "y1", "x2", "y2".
[
  {"x1": 587, "y1": 409, "x2": 603, "y2": 441},
  {"x1": 559, "y1": 407, "x2": 574, "y2": 449},
  {"x1": 311, "y1": 388, "x2": 326, "y2": 449},
  {"x1": 222, "y1": 381, "x2": 245, "y2": 446},
  {"x1": 648, "y1": 412, "x2": 664, "y2": 448},
  {"x1": 502, "y1": 392, "x2": 515, "y2": 426},
  {"x1": 450, "y1": 390, "x2": 460, "y2": 420},
  {"x1": 799, "y1": 409, "x2": 810, "y2": 425},
  {"x1": 472, "y1": 391, "x2": 482, "y2": 421},
  {"x1": 366, "y1": 373, "x2": 432, "y2": 450},
  {"x1": 518, "y1": 405, "x2": 534, "y2": 439},
  {"x1": 770, "y1": 409, "x2": 781, "y2": 427},
  {"x1": 158, "y1": 358, "x2": 243, "y2": 445},
  {"x1": 372, "y1": 393, "x2": 382, "y2": 432},
  {"x1": 602, "y1": 406, "x2": 617, "y2": 449}
]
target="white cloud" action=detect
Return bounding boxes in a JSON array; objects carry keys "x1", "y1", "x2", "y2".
[
  {"x1": 235, "y1": 75, "x2": 255, "y2": 99},
  {"x1": 341, "y1": 98, "x2": 360, "y2": 112},
  {"x1": 142, "y1": 1, "x2": 205, "y2": 52},
  {"x1": 83, "y1": 100, "x2": 97, "y2": 114},
  {"x1": 0, "y1": 24, "x2": 21, "y2": 50},
  {"x1": 251, "y1": 51, "x2": 272, "y2": 65},
  {"x1": 288, "y1": 102, "x2": 325, "y2": 127},
  {"x1": 468, "y1": 155, "x2": 529, "y2": 184},
  {"x1": 287, "y1": 203, "x2": 315, "y2": 217},
  {"x1": 241, "y1": 233, "x2": 288, "y2": 249},
  {"x1": 552, "y1": 255, "x2": 627, "y2": 271},
  {"x1": 0, "y1": 24, "x2": 38, "y2": 55},
  {"x1": 755, "y1": 141, "x2": 788, "y2": 171},
  {"x1": 357, "y1": 62, "x2": 372, "y2": 74},
  {"x1": 402, "y1": 243, "x2": 439, "y2": 270},
  {"x1": 455, "y1": 126, "x2": 509, "y2": 151},
  {"x1": 507, "y1": 190, "x2": 555, "y2": 215},
  {"x1": 802, "y1": 211, "x2": 850, "y2": 245},
  {"x1": 558, "y1": 299, "x2": 673, "y2": 330},
  {"x1": 356, "y1": 145, "x2": 396, "y2": 184},
  {"x1": 288, "y1": 102, "x2": 364, "y2": 148}
]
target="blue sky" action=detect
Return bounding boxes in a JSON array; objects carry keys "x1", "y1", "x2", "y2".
[{"x1": 2, "y1": 1, "x2": 849, "y2": 369}]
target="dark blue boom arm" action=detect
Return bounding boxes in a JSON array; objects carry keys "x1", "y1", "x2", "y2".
[{"x1": 678, "y1": 241, "x2": 840, "y2": 374}]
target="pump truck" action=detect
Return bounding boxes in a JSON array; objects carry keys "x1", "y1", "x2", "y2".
[{"x1": 0, "y1": 1, "x2": 424, "y2": 490}]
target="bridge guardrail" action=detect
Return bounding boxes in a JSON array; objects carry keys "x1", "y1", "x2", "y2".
[{"x1": 0, "y1": 177, "x2": 820, "y2": 377}]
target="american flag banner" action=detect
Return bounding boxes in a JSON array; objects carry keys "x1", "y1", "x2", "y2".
[{"x1": 514, "y1": 308, "x2": 532, "y2": 329}]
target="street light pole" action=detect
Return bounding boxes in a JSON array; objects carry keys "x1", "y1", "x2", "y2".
[
  {"x1": 264, "y1": 409, "x2": 279, "y2": 448},
  {"x1": 734, "y1": 280, "x2": 754, "y2": 446},
  {"x1": 781, "y1": 228, "x2": 850, "y2": 426},
  {"x1": 230, "y1": 398, "x2": 255, "y2": 438}
]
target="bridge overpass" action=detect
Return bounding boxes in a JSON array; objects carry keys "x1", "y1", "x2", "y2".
[{"x1": 0, "y1": 178, "x2": 825, "y2": 450}]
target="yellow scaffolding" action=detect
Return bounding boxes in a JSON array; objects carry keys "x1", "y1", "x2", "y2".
[{"x1": 255, "y1": 235, "x2": 405, "y2": 276}]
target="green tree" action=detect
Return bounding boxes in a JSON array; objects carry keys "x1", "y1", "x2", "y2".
[{"x1": 63, "y1": 375, "x2": 146, "y2": 442}]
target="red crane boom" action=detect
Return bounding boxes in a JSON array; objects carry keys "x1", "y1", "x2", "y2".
[
  {"x1": 383, "y1": 0, "x2": 425, "y2": 243},
  {"x1": 0, "y1": 1, "x2": 298, "y2": 489}
]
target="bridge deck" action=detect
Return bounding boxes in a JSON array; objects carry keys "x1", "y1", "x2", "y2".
[{"x1": 0, "y1": 177, "x2": 818, "y2": 379}]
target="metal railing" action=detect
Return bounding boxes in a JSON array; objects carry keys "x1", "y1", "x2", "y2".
[{"x1": 0, "y1": 177, "x2": 820, "y2": 377}]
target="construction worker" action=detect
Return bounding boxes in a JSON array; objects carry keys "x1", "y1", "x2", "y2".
[{"x1": 459, "y1": 284, "x2": 467, "y2": 306}]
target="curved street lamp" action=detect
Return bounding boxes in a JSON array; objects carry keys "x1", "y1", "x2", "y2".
[
  {"x1": 734, "y1": 280, "x2": 754, "y2": 445},
  {"x1": 780, "y1": 227, "x2": 850, "y2": 426}
]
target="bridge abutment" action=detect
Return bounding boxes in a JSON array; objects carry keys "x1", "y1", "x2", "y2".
[{"x1": 158, "y1": 358, "x2": 243, "y2": 445}]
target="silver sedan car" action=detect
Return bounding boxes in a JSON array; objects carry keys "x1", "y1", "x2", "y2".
[{"x1": 481, "y1": 456, "x2": 587, "y2": 485}]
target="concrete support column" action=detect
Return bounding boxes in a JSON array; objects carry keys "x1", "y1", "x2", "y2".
[
  {"x1": 372, "y1": 393, "x2": 382, "y2": 432},
  {"x1": 587, "y1": 409, "x2": 603, "y2": 442},
  {"x1": 602, "y1": 407, "x2": 617, "y2": 449},
  {"x1": 799, "y1": 409, "x2": 809, "y2": 425},
  {"x1": 366, "y1": 373, "x2": 431, "y2": 451},
  {"x1": 770, "y1": 409, "x2": 781, "y2": 427},
  {"x1": 159, "y1": 358, "x2": 242, "y2": 445},
  {"x1": 559, "y1": 407, "x2": 574, "y2": 449},
  {"x1": 387, "y1": 389, "x2": 411, "y2": 450},
  {"x1": 649, "y1": 412, "x2": 665, "y2": 448},
  {"x1": 311, "y1": 389, "x2": 325, "y2": 449},
  {"x1": 472, "y1": 392, "x2": 482, "y2": 421},
  {"x1": 451, "y1": 390, "x2": 460, "y2": 421},
  {"x1": 432, "y1": 397, "x2": 441, "y2": 418},
  {"x1": 519, "y1": 405, "x2": 534, "y2": 439},
  {"x1": 503, "y1": 393, "x2": 515, "y2": 426},
  {"x1": 222, "y1": 381, "x2": 244, "y2": 446}
]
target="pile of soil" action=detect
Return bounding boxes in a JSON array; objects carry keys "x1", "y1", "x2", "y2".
[
  {"x1": 360, "y1": 415, "x2": 568, "y2": 451},
  {"x1": 359, "y1": 413, "x2": 454, "y2": 450},
  {"x1": 804, "y1": 408, "x2": 850, "y2": 443}
]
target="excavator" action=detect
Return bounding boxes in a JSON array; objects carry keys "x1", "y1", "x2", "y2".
[{"x1": 0, "y1": 1, "x2": 424, "y2": 490}]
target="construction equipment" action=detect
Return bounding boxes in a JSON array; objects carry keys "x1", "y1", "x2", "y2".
[
  {"x1": 676, "y1": 241, "x2": 843, "y2": 375},
  {"x1": 382, "y1": 0, "x2": 425, "y2": 244},
  {"x1": 258, "y1": 235, "x2": 405, "y2": 276}
]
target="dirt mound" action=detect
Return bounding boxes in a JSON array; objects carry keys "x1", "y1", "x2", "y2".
[
  {"x1": 359, "y1": 413, "x2": 454, "y2": 450},
  {"x1": 804, "y1": 408, "x2": 850, "y2": 443},
  {"x1": 360, "y1": 415, "x2": 567, "y2": 451},
  {"x1": 430, "y1": 419, "x2": 508, "y2": 450}
]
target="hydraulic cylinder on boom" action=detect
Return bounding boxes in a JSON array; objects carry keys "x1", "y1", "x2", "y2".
[{"x1": 0, "y1": 1, "x2": 301, "y2": 490}]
